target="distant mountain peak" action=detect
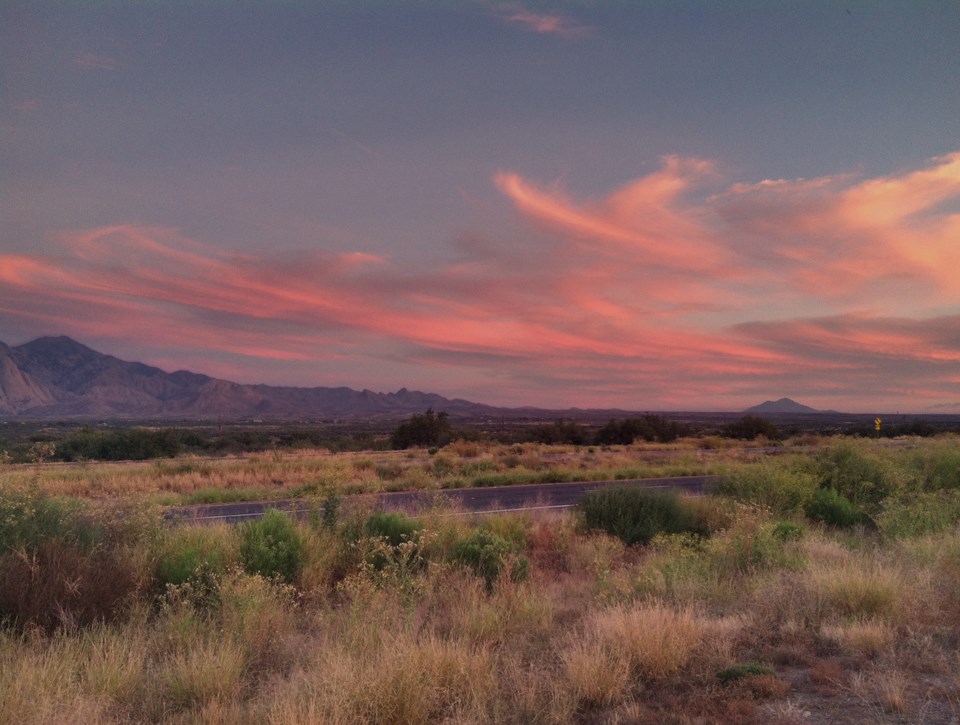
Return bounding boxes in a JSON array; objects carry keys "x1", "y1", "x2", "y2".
[
  {"x1": 0, "y1": 335, "x2": 499, "y2": 420},
  {"x1": 744, "y1": 397, "x2": 820, "y2": 414}
]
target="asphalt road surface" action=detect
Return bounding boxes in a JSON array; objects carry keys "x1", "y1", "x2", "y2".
[{"x1": 165, "y1": 475, "x2": 717, "y2": 525}]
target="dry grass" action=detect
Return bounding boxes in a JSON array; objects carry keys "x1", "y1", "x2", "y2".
[
  {"x1": 819, "y1": 618, "x2": 895, "y2": 658},
  {"x1": 5, "y1": 440, "x2": 758, "y2": 503},
  {"x1": 3, "y1": 439, "x2": 960, "y2": 723}
]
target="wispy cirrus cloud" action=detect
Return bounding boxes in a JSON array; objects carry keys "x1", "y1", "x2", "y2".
[
  {"x1": 499, "y1": 6, "x2": 591, "y2": 37},
  {"x1": 1, "y1": 152, "x2": 958, "y2": 410},
  {"x1": 73, "y1": 52, "x2": 119, "y2": 70}
]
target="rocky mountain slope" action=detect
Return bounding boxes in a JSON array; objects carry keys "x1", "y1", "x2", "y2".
[{"x1": 0, "y1": 336, "x2": 498, "y2": 420}]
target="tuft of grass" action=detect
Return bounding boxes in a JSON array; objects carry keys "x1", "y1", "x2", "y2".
[
  {"x1": 810, "y1": 560, "x2": 903, "y2": 620},
  {"x1": 584, "y1": 602, "x2": 708, "y2": 679},
  {"x1": 159, "y1": 637, "x2": 248, "y2": 711},
  {"x1": 819, "y1": 619, "x2": 894, "y2": 658}
]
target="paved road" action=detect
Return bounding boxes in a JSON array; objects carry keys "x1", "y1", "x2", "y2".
[{"x1": 165, "y1": 475, "x2": 717, "y2": 525}]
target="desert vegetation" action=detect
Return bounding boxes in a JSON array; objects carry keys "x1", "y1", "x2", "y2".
[{"x1": 2, "y1": 436, "x2": 960, "y2": 723}]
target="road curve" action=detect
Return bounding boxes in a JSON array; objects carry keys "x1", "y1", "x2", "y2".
[{"x1": 165, "y1": 475, "x2": 718, "y2": 525}]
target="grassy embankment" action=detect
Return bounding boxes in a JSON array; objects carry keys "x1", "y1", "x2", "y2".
[
  {"x1": 0, "y1": 437, "x2": 782, "y2": 505},
  {"x1": 1, "y1": 436, "x2": 960, "y2": 723}
]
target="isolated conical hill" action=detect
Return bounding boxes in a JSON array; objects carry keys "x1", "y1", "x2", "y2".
[{"x1": 744, "y1": 397, "x2": 820, "y2": 414}]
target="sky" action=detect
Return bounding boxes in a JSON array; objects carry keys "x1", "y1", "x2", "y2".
[{"x1": 2, "y1": 1, "x2": 959, "y2": 413}]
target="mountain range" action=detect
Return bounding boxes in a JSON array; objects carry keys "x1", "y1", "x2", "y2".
[
  {"x1": 0, "y1": 336, "x2": 501, "y2": 420},
  {"x1": 0, "y1": 335, "x2": 846, "y2": 421}
]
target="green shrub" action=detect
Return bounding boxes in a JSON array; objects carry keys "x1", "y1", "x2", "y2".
[
  {"x1": 877, "y1": 490, "x2": 960, "y2": 538},
  {"x1": 311, "y1": 482, "x2": 341, "y2": 531},
  {"x1": 0, "y1": 486, "x2": 102, "y2": 553},
  {"x1": 364, "y1": 511, "x2": 423, "y2": 547},
  {"x1": 451, "y1": 529, "x2": 526, "y2": 588},
  {"x1": 909, "y1": 441, "x2": 960, "y2": 491},
  {"x1": 772, "y1": 520, "x2": 804, "y2": 541},
  {"x1": 805, "y1": 488, "x2": 860, "y2": 528},
  {"x1": 239, "y1": 509, "x2": 304, "y2": 583},
  {"x1": 817, "y1": 442, "x2": 892, "y2": 508},
  {"x1": 158, "y1": 545, "x2": 225, "y2": 587},
  {"x1": 578, "y1": 487, "x2": 708, "y2": 546},
  {"x1": 715, "y1": 461, "x2": 819, "y2": 514}
]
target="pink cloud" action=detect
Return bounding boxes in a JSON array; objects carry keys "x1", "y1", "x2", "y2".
[
  {"x1": 2, "y1": 151, "x2": 959, "y2": 410},
  {"x1": 500, "y1": 7, "x2": 590, "y2": 37}
]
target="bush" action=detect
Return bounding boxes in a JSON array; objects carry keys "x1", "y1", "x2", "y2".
[
  {"x1": 817, "y1": 442, "x2": 892, "y2": 509},
  {"x1": 451, "y1": 529, "x2": 526, "y2": 588},
  {"x1": 805, "y1": 488, "x2": 861, "y2": 528},
  {"x1": 239, "y1": 509, "x2": 304, "y2": 583},
  {"x1": 0, "y1": 540, "x2": 139, "y2": 631},
  {"x1": 772, "y1": 520, "x2": 804, "y2": 541},
  {"x1": 0, "y1": 487, "x2": 102, "y2": 554},
  {"x1": 579, "y1": 487, "x2": 708, "y2": 546},
  {"x1": 909, "y1": 441, "x2": 960, "y2": 491},
  {"x1": 364, "y1": 511, "x2": 423, "y2": 547},
  {"x1": 876, "y1": 490, "x2": 960, "y2": 538},
  {"x1": 715, "y1": 461, "x2": 819, "y2": 514}
]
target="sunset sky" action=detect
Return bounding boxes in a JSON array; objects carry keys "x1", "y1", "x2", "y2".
[{"x1": 2, "y1": 1, "x2": 959, "y2": 412}]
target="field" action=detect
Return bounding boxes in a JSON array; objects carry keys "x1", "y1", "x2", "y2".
[{"x1": 3, "y1": 435, "x2": 960, "y2": 723}]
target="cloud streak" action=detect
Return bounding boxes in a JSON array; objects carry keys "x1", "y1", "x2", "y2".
[
  {"x1": 499, "y1": 6, "x2": 590, "y2": 37},
  {"x1": 2, "y1": 152, "x2": 958, "y2": 410}
]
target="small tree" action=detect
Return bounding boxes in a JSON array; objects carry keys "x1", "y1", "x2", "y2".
[{"x1": 29, "y1": 441, "x2": 56, "y2": 464}]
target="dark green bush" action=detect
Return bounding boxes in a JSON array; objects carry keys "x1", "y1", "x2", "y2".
[
  {"x1": 771, "y1": 520, "x2": 804, "y2": 541},
  {"x1": 239, "y1": 509, "x2": 304, "y2": 583},
  {"x1": 578, "y1": 487, "x2": 708, "y2": 546},
  {"x1": 364, "y1": 511, "x2": 423, "y2": 547},
  {"x1": 451, "y1": 529, "x2": 526, "y2": 588},
  {"x1": 157, "y1": 545, "x2": 226, "y2": 588},
  {"x1": 805, "y1": 488, "x2": 861, "y2": 528}
]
